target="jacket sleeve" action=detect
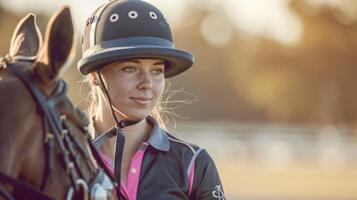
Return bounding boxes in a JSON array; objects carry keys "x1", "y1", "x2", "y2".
[{"x1": 190, "y1": 149, "x2": 226, "y2": 200}]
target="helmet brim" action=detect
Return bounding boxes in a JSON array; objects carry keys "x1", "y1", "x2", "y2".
[{"x1": 77, "y1": 46, "x2": 194, "y2": 78}]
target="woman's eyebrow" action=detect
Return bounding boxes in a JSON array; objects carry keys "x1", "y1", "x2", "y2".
[{"x1": 153, "y1": 61, "x2": 165, "y2": 66}]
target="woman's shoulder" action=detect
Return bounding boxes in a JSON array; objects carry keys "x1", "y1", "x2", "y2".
[
  {"x1": 165, "y1": 131, "x2": 201, "y2": 153},
  {"x1": 163, "y1": 131, "x2": 213, "y2": 163}
]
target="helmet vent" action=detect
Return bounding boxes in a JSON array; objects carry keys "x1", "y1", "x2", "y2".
[
  {"x1": 128, "y1": 11, "x2": 138, "y2": 19},
  {"x1": 149, "y1": 11, "x2": 157, "y2": 20},
  {"x1": 109, "y1": 13, "x2": 119, "y2": 22}
]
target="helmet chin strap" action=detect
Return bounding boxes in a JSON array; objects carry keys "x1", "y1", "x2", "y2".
[
  {"x1": 94, "y1": 70, "x2": 142, "y2": 197},
  {"x1": 96, "y1": 71, "x2": 128, "y2": 123}
]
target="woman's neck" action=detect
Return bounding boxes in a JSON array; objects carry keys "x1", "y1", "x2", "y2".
[{"x1": 92, "y1": 105, "x2": 152, "y2": 161}]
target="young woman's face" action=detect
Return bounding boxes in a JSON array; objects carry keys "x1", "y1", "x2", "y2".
[{"x1": 96, "y1": 58, "x2": 165, "y2": 120}]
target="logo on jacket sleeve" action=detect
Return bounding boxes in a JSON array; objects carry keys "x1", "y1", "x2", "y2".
[{"x1": 212, "y1": 185, "x2": 225, "y2": 200}]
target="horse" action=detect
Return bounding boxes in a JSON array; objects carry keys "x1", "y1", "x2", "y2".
[{"x1": 0, "y1": 6, "x2": 116, "y2": 200}]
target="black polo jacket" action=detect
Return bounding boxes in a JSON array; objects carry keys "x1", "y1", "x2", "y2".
[{"x1": 95, "y1": 116, "x2": 226, "y2": 200}]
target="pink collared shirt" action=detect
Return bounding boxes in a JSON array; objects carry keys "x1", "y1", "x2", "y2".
[{"x1": 99, "y1": 142, "x2": 149, "y2": 200}]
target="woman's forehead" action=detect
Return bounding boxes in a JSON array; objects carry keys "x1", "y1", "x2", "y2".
[
  {"x1": 101, "y1": 58, "x2": 167, "y2": 71},
  {"x1": 114, "y1": 58, "x2": 165, "y2": 65}
]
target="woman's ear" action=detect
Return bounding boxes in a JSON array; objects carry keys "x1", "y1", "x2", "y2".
[{"x1": 90, "y1": 72, "x2": 99, "y2": 85}]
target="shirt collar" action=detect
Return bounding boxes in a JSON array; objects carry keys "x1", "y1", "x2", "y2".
[
  {"x1": 146, "y1": 115, "x2": 170, "y2": 151},
  {"x1": 89, "y1": 115, "x2": 170, "y2": 151}
]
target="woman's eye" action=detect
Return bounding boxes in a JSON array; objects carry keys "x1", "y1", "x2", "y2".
[
  {"x1": 122, "y1": 66, "x2": 137, "y2": 73},
  {"x1": 152, "y1": 68, "x2": 164, "y2": 75}
]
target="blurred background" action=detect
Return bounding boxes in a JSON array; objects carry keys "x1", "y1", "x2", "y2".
[{"x1": 1, "y1": 0, "x2": 357, "y2": 199}]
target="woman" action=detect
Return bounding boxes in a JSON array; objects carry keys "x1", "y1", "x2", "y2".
[{"x1": 77, "y1": 0, "x2": 225, "y2": 199}]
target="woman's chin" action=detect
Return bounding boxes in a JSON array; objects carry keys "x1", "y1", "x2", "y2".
[{"x1": 125, "y1": 110, "x2": 150, "y2": 121}]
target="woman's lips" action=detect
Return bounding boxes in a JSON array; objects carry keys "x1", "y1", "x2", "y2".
[{"x1": 130, "y1": 97, "x2": 153, "y2": 105}]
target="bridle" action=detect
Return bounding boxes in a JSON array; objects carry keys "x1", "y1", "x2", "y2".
[{"x1": 0, "y1": 56, "x2": 115, "y2": 200}]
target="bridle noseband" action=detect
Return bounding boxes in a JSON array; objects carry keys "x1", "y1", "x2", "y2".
[{"x1": 0, "y1": 56, "x2": 114, "y2": 200}]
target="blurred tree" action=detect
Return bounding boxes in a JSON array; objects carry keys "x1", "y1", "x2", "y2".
[
  {"x1": 226, "y1": 0, "x2": 357, "y2": 125},
  {"x1": 162, "y1": 0, "x2": 357, "y2": 126}
]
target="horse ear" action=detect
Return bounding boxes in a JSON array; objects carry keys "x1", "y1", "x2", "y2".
[
  {"x1": 36, "y1": 6, "x2": 74, "y2": 83},
  {"x1": 9, "y1": 13, "x2": 42, "y2": 58}
]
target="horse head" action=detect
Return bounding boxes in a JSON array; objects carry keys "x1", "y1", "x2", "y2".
[{"x1": 0, "y1": 6, "x2": 115, "y2": 200}]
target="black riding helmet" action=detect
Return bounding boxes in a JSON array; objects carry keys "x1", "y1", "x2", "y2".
[{"x1": 78, "y1": 0, "x2": 194, "y2": 78}]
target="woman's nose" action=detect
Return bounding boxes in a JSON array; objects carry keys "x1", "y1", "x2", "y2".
[{"x1": 137, "y1": 72, "x2": 153, "y2": 90}]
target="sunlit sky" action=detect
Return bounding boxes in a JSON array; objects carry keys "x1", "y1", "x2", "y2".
[{"x1": 1, "y1": 0, "x2": 355, "y2": 46}]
